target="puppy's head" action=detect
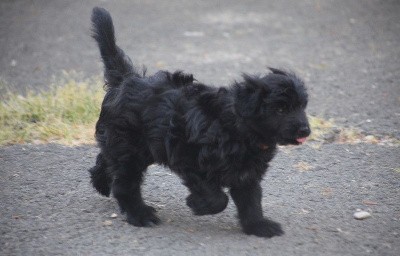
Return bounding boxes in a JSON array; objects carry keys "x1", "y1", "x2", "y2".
[{"x1": 234, "y1": 68, "x2": 311, "y2": 145}]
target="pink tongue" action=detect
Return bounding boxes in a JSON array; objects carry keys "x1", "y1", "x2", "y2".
[{"x1": 296, "y1": 137, "x2": 307, "y2": 143}]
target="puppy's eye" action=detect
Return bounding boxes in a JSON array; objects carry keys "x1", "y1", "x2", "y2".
[{"x1": 277, "y1": 108, "x2": 284, "y2": 114}]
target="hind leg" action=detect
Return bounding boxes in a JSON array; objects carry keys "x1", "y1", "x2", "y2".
[
  {"x1": 89, "y1": 153, "x2": 111, "y2": 197},
  {"x1": 111, "y1": 156, "x2": 160, "y2": 227}
]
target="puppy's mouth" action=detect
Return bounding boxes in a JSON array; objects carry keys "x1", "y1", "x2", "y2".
[
  {"x1": 296, "y1": 137, "x2": 307, "y2": 144},
  {"x1": 279, "y1": 136, "x2": 308, "y2": 145}
]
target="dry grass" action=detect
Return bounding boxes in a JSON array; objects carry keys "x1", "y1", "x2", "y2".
[
  {"x1": 0, "y1": 78, "x2": 104, "y2": 146},
  {"x1": 308, "y1": 115, "x2": 367, "y2": 144},
  {"x1": 308, "y1": 116, "x2": 399, "y2": 145},
  {"x1": 308, "y1": 116, "x2": 336, "y2": 142}
]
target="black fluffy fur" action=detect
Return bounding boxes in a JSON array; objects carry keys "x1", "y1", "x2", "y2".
[{"x1": 89, "y1": 7, "x2": 311, "y2": 238}]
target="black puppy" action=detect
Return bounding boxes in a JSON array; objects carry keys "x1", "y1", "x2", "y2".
[{"x1": 89, "y1": 7, "x2": 310, "y2": 238}]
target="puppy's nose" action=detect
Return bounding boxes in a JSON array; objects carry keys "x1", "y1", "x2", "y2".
[{"x1": 298, "y1": 126, "x2": 311, "y2": 137}]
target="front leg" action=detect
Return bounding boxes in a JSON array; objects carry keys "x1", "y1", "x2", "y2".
[
  {"x1": 230, "y1": 181, "x2": 284, "y2": 237},
  {"x1": 183, "y1": 173, "x2": 228, "y2": 215}
]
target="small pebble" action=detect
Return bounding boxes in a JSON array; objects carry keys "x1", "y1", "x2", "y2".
[
  {"x1": 110, "y1": 213, "x2": 118, "y2": 218},
  {"x1": 103, "y1": 220, "x2": 113, "y2": 226},
  {"x1": 354, "y1": 211, "x2": 371, "y2": 220}
]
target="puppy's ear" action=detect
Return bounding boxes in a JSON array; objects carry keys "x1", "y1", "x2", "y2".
[
  {"x1": 268, "y1": 67, "x2": 287, "y2": 76},
  {"x1": 234, "y1": 75, "x2": 268, "y2": 118}
]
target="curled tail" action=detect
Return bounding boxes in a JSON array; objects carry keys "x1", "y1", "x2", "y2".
[{"x1": 91, "y1": 7, "x2": 138, "y2": 88}]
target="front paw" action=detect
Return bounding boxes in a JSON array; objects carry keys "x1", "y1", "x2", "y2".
[
  {"x1": 126, "y1": 206, "x2": 161, "y2": 227},
  {"x1": 242, "y1": 218, "x2": 284, "y2": 238},
  {"x1": 186, "y1": 192, "x2": 228, "y2": 215}
]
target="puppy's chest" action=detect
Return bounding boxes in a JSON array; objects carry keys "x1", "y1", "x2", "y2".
[
  {"x1": 222, "y1": 156, "x2": 271, "y2": 187},
  {"x1": 233, "y1": 149, "x2": 273, "y2": 171},
  {"x1": 200, "y1": 144, "x2": 275, "y2": 186}
]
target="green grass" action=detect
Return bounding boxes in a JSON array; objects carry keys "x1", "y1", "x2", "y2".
[{"x1": 0, "y1": 78, "x2": 104, "y2": 146}]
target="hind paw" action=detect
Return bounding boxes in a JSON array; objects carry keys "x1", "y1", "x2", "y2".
[{"x1": 126, "y1": 206, "x2": 161, "y2": 227}]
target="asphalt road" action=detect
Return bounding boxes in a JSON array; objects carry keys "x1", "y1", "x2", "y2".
[{"x1": 1, "y1": 0, "x2": 399, "y2": 255}]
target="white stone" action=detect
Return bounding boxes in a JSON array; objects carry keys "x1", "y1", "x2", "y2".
[{"x1": 354, "y1": 211, "x2": 371, "y2": 220}]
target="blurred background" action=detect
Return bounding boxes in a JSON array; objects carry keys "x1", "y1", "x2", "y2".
[{"x1": 0, "y1": 0, "x2": 399, "y2": 138}]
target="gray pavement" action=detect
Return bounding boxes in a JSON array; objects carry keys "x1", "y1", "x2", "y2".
[
  {"x1": 1, "y1": 143, "x2": 399, "y2": 255},
  {"x1": 0, "y1": 0, "x2": 399, "y2": 255}
]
